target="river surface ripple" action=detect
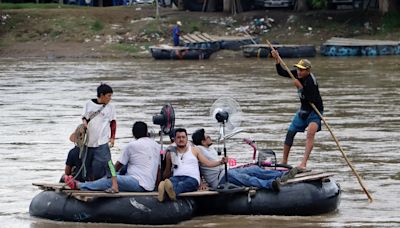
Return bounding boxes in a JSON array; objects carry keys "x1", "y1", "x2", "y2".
[{"x1": 0, "y1": 56, "x2": 399, "y2": 227}]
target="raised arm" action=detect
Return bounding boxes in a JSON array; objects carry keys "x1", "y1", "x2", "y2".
[
  {"x1": 271, "y1": 50, "x2": 297, "y2": 78},
  {"x1": 194, "y1": 147, "x2": 226, "y2": 167}
]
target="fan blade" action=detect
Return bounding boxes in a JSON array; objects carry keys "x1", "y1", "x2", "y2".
[{"x1": 209, "y1": 97, "x2": 242, "y2": 132}]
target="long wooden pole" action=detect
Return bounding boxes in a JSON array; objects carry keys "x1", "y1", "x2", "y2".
[{"x1": 266, "y1": 40, "x2": 373, "y2": 202}]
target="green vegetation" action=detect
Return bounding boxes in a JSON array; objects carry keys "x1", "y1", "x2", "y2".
[
  {"x1": 140, "y1": 20, "x2": 161, "y2": 35},
  {"x1": 179, "y1": 16, "x2": 210, "y2": 33},
  {"x1": 0, "y1": 3, "x2": 77, "y2": 9},
  {"x1": 90, "y1": 20, "x2": 104, "y2": 32},
  {"x1": 187, "y1": 20, "x2": 203, "y2": 33},
  {"x1": 112, "y1": 43, "x2": 141, "y2": 53},
  {"x1": 382, "y1": 12, "x2": 400, "y2": 31},
  {"x1": 308, "y1": 0, "x2": 327, "y2": 9}
]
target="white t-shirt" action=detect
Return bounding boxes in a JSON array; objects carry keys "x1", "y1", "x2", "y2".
[
  {"x1": 118, "y1": 137, "x2": 161, "y2": 191},
  {"x1": 82, "y1": 99, "x2": 116, "y2": 147}
]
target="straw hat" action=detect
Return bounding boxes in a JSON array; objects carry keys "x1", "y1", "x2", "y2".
[{"x1": 294, "y1": 59, "x2": 312, "y2": 70}]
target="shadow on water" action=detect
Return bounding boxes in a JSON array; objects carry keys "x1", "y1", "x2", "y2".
[{"x1": 0, "y1": 56, "x2": 399, "y2": 227}]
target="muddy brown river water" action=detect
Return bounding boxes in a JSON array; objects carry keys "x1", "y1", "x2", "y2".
[{"x1": 0, "y1": 56, "x2": 399, "y2": 227}]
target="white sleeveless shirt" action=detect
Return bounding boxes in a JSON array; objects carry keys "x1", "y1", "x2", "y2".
[{"x1": 172, "y1": 145, "x2": 200, "y2": 184}]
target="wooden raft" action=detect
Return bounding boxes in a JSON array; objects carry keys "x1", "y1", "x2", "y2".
[
  {"x1": 181, "y1": 33, "x2": 219, "y2": 44},
  {"x1": 149, "y1": 44, "x2": 189, "y2": 50},
  {"x1": 323, "y1": 37, "x2": 400, "y2": 46},
  {"x1": 32, "y1": 171, "x2": 335, "y2": 201},
  {"x1": 241, "y1": 44, "x2": 315, "y2": 48},
  {"x1": 181, "y1": 32, "x2": 255, "y2": 44}
]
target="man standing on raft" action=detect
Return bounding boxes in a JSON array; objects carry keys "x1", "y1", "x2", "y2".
[{"x1": 271, "y1": 50, "x2": 324, "y2": 171}]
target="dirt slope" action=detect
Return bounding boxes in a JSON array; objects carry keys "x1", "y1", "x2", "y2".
[{"x1": 0, "y1": 5, "x2": 397, "y2": 58}]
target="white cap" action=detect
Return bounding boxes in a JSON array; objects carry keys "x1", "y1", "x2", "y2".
[{"x1": 177, "y1": 21, "x2": 182, "y2": 26}]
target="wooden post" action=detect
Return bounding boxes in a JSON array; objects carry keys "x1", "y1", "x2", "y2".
[
  {"x1": 178, "y1": 0, "x2": 184, "y2": 10},
  {"x1": 156, "y1": 0, "x2": 160, "y2": 19},
  {"x1": 235, "y1": 0, "x2": 242, "y2": 13},
  {"x1": 295, "y1": 0, "x2": 308, "y2": 11},
  {"x1": 206, "y1": 0, "x2": 217, "y2": 11},
  {"x1": 202, "y1": 0, "x2": 207, "y2": 11},
  {"x1": 223, "y1": 0, "x2": 231, "y2": 12},
  {"x1": 379, "y1": 0, "x2": 389, "y2": 14}
]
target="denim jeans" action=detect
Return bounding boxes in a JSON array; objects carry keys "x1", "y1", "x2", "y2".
[
  {"x1": 79, "y1": 175, "x2": 146, "y2": 192},
  {"x1": 87, "y1": 143, "x2": 112, "y2": 180},
  {"x1": 169, "y1": 176, "x2": 199, "y2": 195},
  {"x1": 220, "y1": 165, "x2": 283, "y2": 190}
]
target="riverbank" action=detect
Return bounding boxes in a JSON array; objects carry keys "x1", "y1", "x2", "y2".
[{"x1": 0, "y1": 4, "x2": 399, "y2": 59}]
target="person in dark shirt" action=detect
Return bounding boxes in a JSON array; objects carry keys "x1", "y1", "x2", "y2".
[
  {"x1": 271, "y1": 50, "x2": 324, "y2": 170},
  {"x1": 65, "y1": 146, "x2": 85, "y2": 182},
  {"x1": 60, "y1": 132, "x2": 86, "y2": 183}
]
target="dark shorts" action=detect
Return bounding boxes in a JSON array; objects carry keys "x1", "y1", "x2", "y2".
[{"x1": 288, "y1": 110, "x2": 323, "y2": 132}]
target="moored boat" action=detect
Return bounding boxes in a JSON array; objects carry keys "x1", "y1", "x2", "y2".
[
  {"x1": 219, "y1": 36, "x2": 260, "y2": 50},
  {"x1": 320, "y1": 37, "x2": 400, "y2": 56},
  {"x1": 149, "y1": 45, "x2": 214, "y2": 60},
  {"x1": 181, "y1": 33, "x2": 221, "y2": 52},
  {"x1": 196, "y1": 174, "x2": 340, "y2": 216},
  {"x1": 29, "y1": 171, "x2": 340, "y2": 225},
  {"x1": 181, "y1": 33, "x2": 259, "y2": 51},
  {"x1": 242, "y1": 44, "x2": 317, "y2": 58},
  {"x1": 29, "y1": 185, "x2": 196, "y2": 225}
]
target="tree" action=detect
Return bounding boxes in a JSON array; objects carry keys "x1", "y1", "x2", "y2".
[
  {"x1": 378, "y1": 0, "x2": 400, "y2": 14},
  {"x1": 204, "y1": 0, "x2": 218, "y2": 11},
  {"x1": 295, "y1": 0, "x2": 309, "y2": 11}
]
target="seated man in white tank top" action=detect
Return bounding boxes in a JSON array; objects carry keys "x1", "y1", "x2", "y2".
[{"x1": 158, "y1": 128, "x2": 227, "y2": 202}]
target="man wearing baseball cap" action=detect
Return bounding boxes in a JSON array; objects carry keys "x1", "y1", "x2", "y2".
[
  {"x1": 172, "y1": 21, "x2": 182, "y2": 46},
  {"x1": 271, "y1": 50, "x2": 324, "y2": 172}
]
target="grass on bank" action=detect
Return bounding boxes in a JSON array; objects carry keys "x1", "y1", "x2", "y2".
[
  {"x1": 382, "y1": 12, "x2": 400, "y2": 31},
  {"x1": 112, "y1": 43, "x2": 152, "y2": 54}
]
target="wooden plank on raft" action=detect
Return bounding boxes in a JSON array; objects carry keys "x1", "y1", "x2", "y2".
[
  {"x1": 33, "y1": 182, "x2": 220, "y2": 198},
  {"x1": 213, "y1": 35, "x2": 253, "y2": 41},
  {"x1": 180, "y1": 190, "x2": 220, "y2": 196},
  {"x1": 33, "y1": 182, "x2": 67, "y2": 191},
  {"x1": 180, "y1": 37, "x2": 191, "y2": 43},
  {"x1": 243, "y1": 44, "x2": 315, "y2": 48},
  {"x1": 292, "y1": 170, "x2": 325, "y2": 178},
  {"x1": 193, "y1": 34, "x2": 211, "y2": 42},
  {"x1": 324, "y1": 37, "x2": 400, "y2": 46},
  {"x1": 68, "y1": 191, "x2": 158, "y2": 197},
  {"x1": 186, "y1": 34, "x2": 206, "y2": 43},
  {"x1": 33, "y1": 171, "x2": 335, "y2": 199},
  {"x1": 284, "y1": 172, "x2": 336, "y2": 184},
  {"x1": 329, "y1": 37, "x2": 400, "y2": 44},
  {"x1": 197, "y1": 33, "x2": 213, "y2": 42},
  {"x1": 181, "y1": 35, "x2": 197, "y2": 43},
  {"x1": 65, "y1": 190, "x2": 219, "y2": 198},
  {"x1": 180, "y1": 35, "x2": 193, "y2": 43},
  {"x1": 150, "y1": 45, "x2": 188, "y2": 51},
  {"x1": 200, "y1": 33, "x2": 216, "y2": 41}
]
